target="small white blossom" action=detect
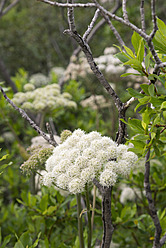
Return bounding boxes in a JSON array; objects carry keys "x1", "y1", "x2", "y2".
[
  {"x1": 120, "y1": 187, "x2": 135, "y2": 204},
  {"x1": 68, "y1": 178, "x2": 85, "y2": 194},
  {"x1": 100, "y1": 169, "x2": 117, "y2": 187},
  {"x1": 81, "y1": 166, "x2": 95, "y2": 183}
]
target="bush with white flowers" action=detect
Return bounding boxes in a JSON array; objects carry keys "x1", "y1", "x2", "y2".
[
  {"x1": 42, "y1": 129, "x2": 138, "y2": 194},
  {"x1": 12, "y1": 83, "x2": 77, "y2": 113}
]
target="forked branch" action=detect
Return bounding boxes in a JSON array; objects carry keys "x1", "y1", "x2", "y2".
[{"x1": 0, "y1": 86, "x2": 58, "y2": 147}]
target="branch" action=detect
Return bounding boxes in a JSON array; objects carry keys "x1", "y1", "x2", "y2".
[
  {"x1": 153, "y1": 62, "x2": 166, "y2": 74},
  {"x1": 140, "y1": 0, "x2": 146, "y2": 32},
  {"x1": 93, "y1": 178, "x2": 105, "y2": 194},
  {"x1": 64, "y1": 29, "x2": 123, "y2": 112},
  {"x1": 101, "y1": 187, "x2": 114, "y2": 248},
  {"x1": 160, "y1": 233, "x2": 166, "y2": 246},
  {"x1": 83, "y1": 8, "x2": 100, "y2": 41},
  {"x1": 37, "y1": 0, "x2": 96, "y2": 8},
  {"x1": 100, "y1": 12, "x2": 125, "y2": 48},
  {"x1": 144, "y1": 144, "x2": 162, "y2": 248},
  {"x1": 67, "y1": 0, "x2": 76, "y2": 32},
  {"x1": 73, "y1": 0, "x2": 121, "y2": 56},
  {"x1": 124, "y1": 96, "x2": 136, "y2": 109},
  {"x1": 0, "y1": 0, "x2": 20, "y2": 18},
  {"x1": 122, "y1": 0, "x2": 129, "y2": 22},
  {"x1": 0, "y1": 0, "x2": 6, "y2": 14},
  {"x1": 46, "y1": 122, "x2": 57, "y2": 145},
  {"x1": 149, "y1": 0, "x2": 157, "y2": 40},
  {"x1": 92, "y1": 0, "x2": 162, "y2": 65},
  {"x1": 0, "y1": 86, "x2": 58, "y2": 147}
]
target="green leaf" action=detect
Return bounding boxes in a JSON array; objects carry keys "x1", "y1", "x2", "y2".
[
  {"x1": 127, "y1": 88, "x2": 144, "y2": 98},
  {"x1": 153, "y1": 30, "x2": 166, "y2": 54},
  {"x1": 137, "y1": 38, "x2": 144, "y2": 63},
  {"x1": 1, "y1": 235, "x2": 11, "y2": 248},
  {"x1": 160, "y1": 101, "x2": 166, "y2": 110},
  {"x1": 19, "y1": 232, "x2": 32, "y2": 247},
  {"x1": 157, "y1": 18, "x2": 166, "y2": 37},
  {"x1": 148, "y1": 84, "x2": 155, "y2": 97},
  {"x1": 28, "y1": 192, "x2": 37, "y2": 207},
  {"x1": 39, "y1": 194, "x2": 48, "y2": 212},
  {"x1": 150, "y1": 97, "x2": 165, "y2": 108},
  {"x1": 121, "y1": 73, "x2": 141, "y2": 77},
  {"x1": 124, "y1": 58, "x2": 142, "y2": 71},
  {"x1": 131, "y1": 32, "x2": 142, "y2": 54},
  {"x1": 123, "y1": 46, "x2": 135, "y2": 58},
  {"x1": 151, "y1": 132, "x2": 156, "y2": 140},
  {"x1": 46, "y1": 205, "x2": 57, "y2": 215},
  {"x1": 0, "y1": 154, "x2": 9, "y2": 161},
  {"x1": 115, "y1": 52, "x2": 129, "y2": 63},
  {"x1": 153, "y1": 144, "x2": 161, "y2": 156},
  {"x1": 140, "y1": 84, "x2": 149, "y2": 95},
  {"x1": 145, "y1": 53, "x2": 151, "y2": 71},
  {"x1": 159, "y1": 209, "x2": 166, "y2": 220},
  {"x1": 128, "y1": 118, "x2": 144, "y2": 133},
  {"x1": 14, "y1": 240, "x2": 24, "y2": 248}
]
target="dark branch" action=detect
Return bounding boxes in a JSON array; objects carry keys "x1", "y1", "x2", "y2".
[{"x1": 0, "y1": 86, "x2": 58, "y2": 147}]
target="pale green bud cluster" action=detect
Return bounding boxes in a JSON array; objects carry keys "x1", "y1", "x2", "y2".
[
  {"x1": 20, "y1": 145, "x2": 53, "y2": 175},
  {"x1": 12, "y1": 83, "x2": 77, "y2": 113}
]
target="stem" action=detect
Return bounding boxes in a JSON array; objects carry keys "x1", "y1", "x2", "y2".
[
  {"x1": 85, "y1": 184, "x2": 92, "y2": 248},
  {"x1": 101, "y1": 187, "x2": 114, "y2": 248},
  {"x1": 29, "y1": 172, "x2": 36, "y2": 195},
  {"x1": 91, "y1": 185, "x2": 96, "y2": 234},
  {"x1": 76, "y1": 194, "x2": 85, "y2": 248}
]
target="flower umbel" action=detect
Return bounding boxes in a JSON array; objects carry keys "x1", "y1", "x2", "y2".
[{"x1": 42, "y1": 129, "x2": 138, "y2": 194}]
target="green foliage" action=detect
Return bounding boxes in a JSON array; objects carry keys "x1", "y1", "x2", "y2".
[{"x1": 153, "y1": 18, "x2": 166, "y2": 54}]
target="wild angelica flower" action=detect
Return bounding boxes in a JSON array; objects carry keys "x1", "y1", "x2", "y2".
[{"x1": 42, "y1": 129, "x2": 138, "y2": 194}]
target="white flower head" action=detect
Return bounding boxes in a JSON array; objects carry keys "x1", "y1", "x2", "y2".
[
  {"x1": 81, "y1": 166, "x2": 95, "y2": 183},
  {"x1": 43, "y1": 129, "x2": 138, "y2": 194},
  {"x1": 100, "y1": 169, "x2": 117, "y2": 187},
  {"x1": 122, "y1": 151, "x2": 138, "y2": 165},
  {"x1": 68, "y1": 178, "x2": 85, "y2": 194},
  {"x1": 56, "y1": 173, "x2": 70, "y2": 189}
]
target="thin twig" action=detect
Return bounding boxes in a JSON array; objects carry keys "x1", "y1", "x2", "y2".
[
  {"x1": 37, "y1": 0, "x2": 96, "y2": 8},
  {"x1": 122, "y1": 0, "x2": 129, "y2": 22},
  {"x1": 160, "y1": 233, "x2": 166, "y2": 246},
  {"x1": 101, "y1": 13, "x2": 125, "y2": 48},
  {"x1": 73, "y1": 0, "x2": 121, "y2": 56},
  {"x1": 0, "y1": 0, "x2": 20, "y2": 18},
  {"x1": 0, "y1": 86, "x2": 58, "y2": 147},
  {"x1": 124, "y1": 96, "x2": 136, "y2": 109},
  {"x1": 92, "y1": 0, "x2": 162, "y2": 66},
  {"x1": 140, "y1": 0, "x2": 146, "y2": 32},
  {"x1": 46, "y1": 122, "x2": 57, "y2": 145},
  {"x1": 149, "y1": 0, "x2": 157, "y2": 40},
  {"x1": 0, "y1": 0, "x2": 6, "y2": 14},
  {"x1": 83, "y1": 8, "x2": 100, "y2": 41}
]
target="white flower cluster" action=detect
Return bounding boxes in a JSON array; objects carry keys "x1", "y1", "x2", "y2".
[
  {"x1": 42, "y1": 129, "x2": 138, "y2": 194},
  {"x1": 29, "y1": 73, "x2": 49, "y2": 88},
  {"x1": 12, "y1": 83, "x2": 77, "y2": 113},
  {"x1": 64, "y1": 47, "x2": 125, "y2": 82},
  {"x1": 80, "y1": 95, "x2": 110, "y2": 110}
]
